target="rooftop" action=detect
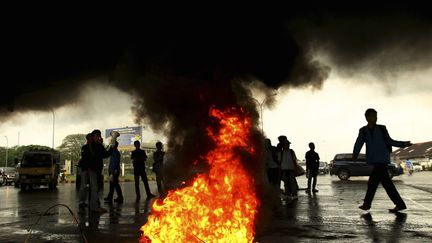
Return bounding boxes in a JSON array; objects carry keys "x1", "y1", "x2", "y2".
[{"x1": 392, "y1": 141, "x2": 432, "y2": 159}]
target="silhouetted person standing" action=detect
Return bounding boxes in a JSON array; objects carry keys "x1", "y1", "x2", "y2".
[
  {"x1": 132, "y1": 141, "x2": 155, "y2": 201},
  {"x1": 104, "y1": 141, "x2": 124, "y2": 204},
  {"x1": 77, "y1": 133, "x2": 92, "y2": 191},
  {"x1": 354, "y1": 108, "x2": 412, "y2": 212},
  {"x1": 276, "y1": 135, "x2": 287, "y2": 152},
  {"x1": 264, "y1": 138, "x2": 279, "y2": 188},
  {"x1": 152, "y1": 142, "x2": 165, "y2": 196},
  {"x1": 305, "y1": 142, "x2": 320, "y2": 194},
  {"x1": 79, "y1": 130, "x2": 112, "y2": 213},
  {"x1": 277, "y1": 139, "x2": 299, "y2": 199},
  {"x1": 78, "y1": 133, "x2": 93, "y2": 208},
  {"x1": 92, "y1": 130, "x2": 113, "y2": 210}
]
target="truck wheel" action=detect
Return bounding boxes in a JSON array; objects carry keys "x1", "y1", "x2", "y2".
[
  {"x1": 338, "y1": 170, "x2": 350, "y2": 180},
  {"x1": 49, "y1": 182, "x2": 56, "y2": 190},
  {"x1": 20, "y1": 184, "x2": 27, "y2": 191}
]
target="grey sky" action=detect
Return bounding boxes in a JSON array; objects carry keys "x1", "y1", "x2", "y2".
[
  {"x1": 0, "y1": 82, "x2": 161, "y2": 149},
  {"x1": 263, "y1": 67, "x2": 432, "y2": 162}
]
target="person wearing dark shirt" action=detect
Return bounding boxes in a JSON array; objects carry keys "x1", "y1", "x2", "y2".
[
  {"x1": 78, "y1": 133, "x2": 93, "y2": 208},
  {"x1": 90, "y1": 130, "x2": 113, "y2": 192},
  {"x1": 276, "y1": 135, "x2": 287, "y2": 153},
  {"x1": 79, "y1": 130, "x2": 113, "y2": 213},
  {"x1": 132, "y1": 141, "x2": 155, "y2": 201},
  {"x1": 305, "y1": 142, "x2": 320, "y2": 194},
  {"x1": 152, "y1": 141, "x2": 165, "y2": 196},
  {"x1": 77, "y1": 133, "x2": 92, "y2": 190},
  {"x1": 104, "y1": 141, "x2": 124, "y2": 204},
  {"x1": 89, "y1": 129, "x2": 113, "y2": 213},
  {"x1": 354, "y1": 108, "x2": 412, "y2": 213}
]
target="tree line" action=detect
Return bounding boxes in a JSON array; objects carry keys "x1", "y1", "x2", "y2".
[{"x1": 1, "y1": 134, "x2": 153, "y2": 175}]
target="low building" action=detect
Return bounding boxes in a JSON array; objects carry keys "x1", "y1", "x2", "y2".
[{"x1": 391, "y1": 141, "x2": 432, "y2": 170}]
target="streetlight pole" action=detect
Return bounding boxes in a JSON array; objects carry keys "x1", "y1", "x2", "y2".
[
  {"x1": 251, "y1": 93, "x2": 277, "y2": 134},
  {"x1": 4, "y1": 136, "x2": 8, "y2": 168},
  {"x1": 52, "y1": 110, "x2": 55, "y2": 149}
]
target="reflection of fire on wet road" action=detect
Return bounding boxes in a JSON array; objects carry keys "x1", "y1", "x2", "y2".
[{"x1": 140, "y1": 107, "x2": 259, "y2": 242}]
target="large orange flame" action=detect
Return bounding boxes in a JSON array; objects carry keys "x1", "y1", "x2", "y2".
[{"x1": 140, "y1": 107, "x2": 259, "y2": 242}]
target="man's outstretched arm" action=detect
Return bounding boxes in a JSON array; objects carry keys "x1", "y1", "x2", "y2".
[{"x1": 382, "y1": 126, "x2": 412, "y2": 148}]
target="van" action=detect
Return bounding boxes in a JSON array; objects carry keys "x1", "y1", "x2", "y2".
[{"x1": 329, "y1": 153, "x2": 403, "y2": 180}]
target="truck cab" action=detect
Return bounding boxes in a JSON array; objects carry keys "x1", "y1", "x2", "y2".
[{"x1": 17, "y1": 150, "x2": 60, "y2": 191}]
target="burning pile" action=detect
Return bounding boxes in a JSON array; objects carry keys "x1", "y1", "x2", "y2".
[{"x1": 140, "y1": 107, "x2": 259, "y2": 242}]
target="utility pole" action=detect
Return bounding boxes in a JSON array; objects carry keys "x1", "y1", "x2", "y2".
[
  {"x1": 251, "y1": 93, "x2": 277, "y2": 134},
  {"x1": 52, "y1": 110, "x2": 55, "y2": 149}
]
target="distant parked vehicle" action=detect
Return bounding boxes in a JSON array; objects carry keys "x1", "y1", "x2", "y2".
[
  {"x1": 412, "y1": 163, "x2": 423, "y2": 172},
  {"x1": 0, "y1": 168, "x2": 5, "y2": 186},
  {"x1": 0, "y1": 167, "x2": 16, "y2": 186},
  {"x1": 330, "y1": 153, "x2": 403, "y2": 180},
  {"x1": 318, "y1": 161, "x2": 330, "y2": 175}
]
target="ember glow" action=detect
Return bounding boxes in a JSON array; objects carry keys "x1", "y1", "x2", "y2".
[{"x1": 140, "y1": 107, "x2": 260, "y2": 242}]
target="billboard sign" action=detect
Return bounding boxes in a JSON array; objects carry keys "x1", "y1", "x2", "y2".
[{"x1": 105, "y1": 126, "x2": 142, "y2": 150}]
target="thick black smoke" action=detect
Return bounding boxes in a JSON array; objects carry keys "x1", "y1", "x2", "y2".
[{"x1": 285, "y1": 7, "x2": 432, "y2": 78}]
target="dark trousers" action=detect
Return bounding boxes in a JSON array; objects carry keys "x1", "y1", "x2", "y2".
[
  {"x1": 155, "y1": 171, "x2": 164, "y2": 195},
  {"x1": 281, "y1": 170, "x2": 297, "y2": 196},
  {"x1": 364, "y1": 165, "x2": 406, "y2": 208},
  {"x1": 97, "y1": 170, "x2": 103, "y2": 191},
  {"x1": 134, "y1": 170, "x2": 152, "y2": 197},
  {"x1": 267, "y1": 168, "x2": 280, "y2": 187},
  {"x1": 107, "y1": 172, "x2": 123, "y2": 200},
  {"x1": 307, "y1": 168, "x2": 318, "y2": 190}
]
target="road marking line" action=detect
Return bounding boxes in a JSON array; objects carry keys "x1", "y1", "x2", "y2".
[{"x1": 403, "y1": 197, "x2": 432, "y2": 213}]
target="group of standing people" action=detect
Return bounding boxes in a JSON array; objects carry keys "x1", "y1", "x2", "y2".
[
  {"x1": 78, "y1": 108, "x2": 411, "y2": 215},
  {"x1": 264, "y1": 135, "x2": 321, "y2": 200},
  {"x1": 78, "y1": 130, "x2": 166, "y2": 213},
  {"x1": 78, "y1": 129, "x2": 113, "y2": 213},
  {"x1": 263, "y1": 108, "x2": 412, "y2": 213}
]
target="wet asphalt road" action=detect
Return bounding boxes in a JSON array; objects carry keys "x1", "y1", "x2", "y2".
[{"x1": 1, "y1": 172, "x2": 432, "y2": 243}]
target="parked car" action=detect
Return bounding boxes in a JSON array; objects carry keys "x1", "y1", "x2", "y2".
[
  {"x1": 318, "y1": 161, "x2": 330, "y2": 175},
  {"x1": 0, "y1": 168, "x2": 5, "y2": 186},
  {"x1": 330, "y1": 153, "x2": 403, "y2": 180},
  {"x1": 0, "y1": 167, "x2": 16, "y2": 186}
]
